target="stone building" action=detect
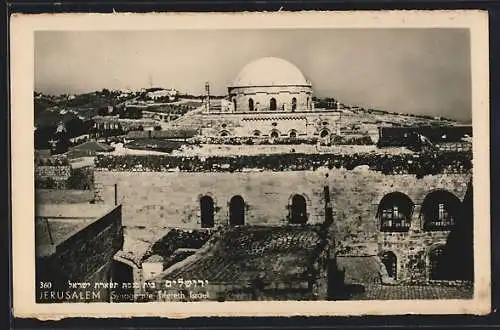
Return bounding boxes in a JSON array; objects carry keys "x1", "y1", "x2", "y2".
[
  {"x1": 199, "y1": 57, "x2": 341, "y2": 138},
  {"x1": 93, "y1": 149, "x2": 473, "y2": 301},
  {"x1": 77, "y1": 56, "x2": 474, "y2": 301},
  {"x1": 35, "y1": 203, "x2": 124, "y2": 303},
  {"x1": 224, "y1": 57, "x2": 314, "y2": 113}
]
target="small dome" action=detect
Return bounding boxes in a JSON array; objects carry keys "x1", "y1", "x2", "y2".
[{"x1": 232, "y1": 57, "x2": 310, "y2": 88}]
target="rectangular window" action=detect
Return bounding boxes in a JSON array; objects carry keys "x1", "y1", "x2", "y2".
[
  {"x1": 438, "y1": 203, "x2": 447, "y2": 221},
  {"x1": 393, "y1": 205, "x2": 399, "y2": 219},
  {"x1": 381, "y1": 206, "x2": 409, "y2": 231}
]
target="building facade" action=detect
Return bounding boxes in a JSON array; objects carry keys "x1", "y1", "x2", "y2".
[
  {"x1": 94, "y1": 164, "x2": 472, "y2": 284},
  {"x1": 198, "y1": 57, "x2": 341, "y2": 138}
]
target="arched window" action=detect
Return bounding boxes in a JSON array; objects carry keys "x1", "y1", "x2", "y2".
[
  {"x1": 269, "y1": 98, "x2": 277, "y2": 111},
  {"x1": 200, "y1": 195, "x2": 214, "y2": 228},
  {"x1": 380, "y1": 251, "x2": 397, "y2": 280},
  {"x1": 229, "y1": 195, "x2": 245, "y2": 226},
  {"x1": 429, "y1": 245, "x2": 446, "y2": 280},
  {"x1": 289, "y1": 130, "x2": 297, "y2": 138},
  {"x1": 320, "y1": 129, "x2": 330, "y2": 138},
  {"x1": 270, "y1": 130, "x2": 280, "y2": 138},
  {"x1": 307, "y1": 97, "x2": 310, "y2": 110},
  {"x1": 253, "y1": 130, "x2": 261, "y2": 137},
  {"x1": 220, "y1": 131, "x2": 229, "y2": 137},
  {"x1": 291, "y1": 97, "x2": 297, "y2": 112},
  {"x1": 421, "y1": 190, "x2": 461, "y2": 231},
  {"x1": 290, "y1": 194, "x2": 307, "y2": 224},
  {"x1": 233, "y1": 99, "x2": 237, "y2": 111},
  {"x1": 248, "y1": 98, "x2": 254, "y2": 111},
  {"x1": 378, "y1": 192, "x2": 414, "y2": 232}
]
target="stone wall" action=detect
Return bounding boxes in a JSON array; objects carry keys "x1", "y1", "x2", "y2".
[
  {"x1": 228, "y1": 85, "x2": 313, "y2": 112},
  {"x1": 36, "y1": 205, "x2": 123, "y2": 303},
  {"x1": 56, "y1": 206, "x2": 123, "y2": 281},
  {"x1": 35, "y1": 165, "x2": 71, "y2": 178},
  {"x1": 196, "y1": 111, "x2": 340, "y2": 137},
  {"x1": 94, "y1": 169, "x2": 470, "y2": 281},
  {"x1": 35, "y1": 165, "x2": 72, "y2": 189},
  {"x1": 95, "y1": 171, "x2": 328, "y2": 228},
  {"x1": 35, "y1": 165, "x2": 94, "y2": 190}
]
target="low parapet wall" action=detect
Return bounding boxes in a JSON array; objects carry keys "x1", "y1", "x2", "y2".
[{"x1": 95, "y1": 151, "x2": 472, "y2": 176}]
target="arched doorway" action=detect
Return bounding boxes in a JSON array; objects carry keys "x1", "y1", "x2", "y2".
[
  {"x1": 290, "y1": 194, "x2": 307, "y2": 224},
  {"x1": 248, "y1": 98, "x2": 254, "y2": 111},
  {"x1": 111, "y1": 260, "x2": 134, "y2": 302},
  {"x1": 229, "y1": 195, "x2": 245, "y2": 226},
  {"x1": 269, "y1": 98, "x2": 277, "y2": 111},
  {"x1": 270, "y1": 130, "x2": 280, "y2": 139},
  {"x1": 289, "y1": 130, "x2": 297, "y2": 138},
  {"x1": 200, "y1": 195, "x2": 214, "y2": 228},
  {"x1": 291, "y1": 97, "x2": 297, "y2": 112},
  {"x1": 429, "y1": 245, "x2": 446, "y2": 280},
  {"x1": 380, "y1": 251, "x2": 397, "y2": 280}
]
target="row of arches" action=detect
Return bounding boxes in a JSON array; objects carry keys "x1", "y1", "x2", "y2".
[
  {"x1": 200, "y1": 189, "x2": 460, "y2": 231},
  {"x1": 377, "y1": 190, "x2": 462, "y2": 232},
  {"x1": 247, "y1": 97, "x2": 297, "y2": 112},
  {"x1": 380, "y1": 245, "x2": 450, "y2": 281},
  {"x1": 200, "y1": 194, "x2": 308, "y2": 228},
  {"x1": 219, "y1": 128, "x2": 331, "y2": 138},
  {"x1": 233, "y1": 97, "x2": 311, "y2": 112}
]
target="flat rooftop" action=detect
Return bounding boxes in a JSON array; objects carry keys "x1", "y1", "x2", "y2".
[{"x1": 173, "y1": 144, "x2": 415, "y2": 157}]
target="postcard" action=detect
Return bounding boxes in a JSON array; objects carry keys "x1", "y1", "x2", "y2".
[{"x1": 10, "y1": 10, "x2": 490, "y2": 319}]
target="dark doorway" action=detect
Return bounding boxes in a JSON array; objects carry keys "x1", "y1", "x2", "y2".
[
  {"x1": 320, "y1": 129, "x2": 330, "y2": 138},
  {"x1": 248, "y1": 98, "x2": 254, "y2": 111},
  {"x1": 290, "y1": 194, "x2": 307, "y2": 224},
  {"x1": 229, "y1": 195, "x2": 245, "y2": 226},
  {"x1": 200, "y1": 195, "x2": 215, "y2": 228},
  {"x1": 233, "y1": 99, "x2": 237, "y2": 111},
  {"x1": 291, "y1": 97, "x2": 297, "y2": 112},
  {"x1": 429, "y1": 246, "x2": 446, "y2": 280},
  {"x1": 441, "y1": 181, "x2": 473, "y2": 281},
  {"x1": 270, "y1": 98, "x2": 277, "y2": 111},
  {"x1": 111, "y1": 261, "x2": 134, "y2": 302},
  {"x1": 380, "y1": 251, "x2": 397, "y2": 279}
]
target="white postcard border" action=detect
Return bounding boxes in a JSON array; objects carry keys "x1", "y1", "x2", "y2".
[{"x1": 10, "y1": 10, "x2": 491, "y2": 319}]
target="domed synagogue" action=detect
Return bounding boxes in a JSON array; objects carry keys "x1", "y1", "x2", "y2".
[{"x1": 202, "y1": 57, "x2": 340, "y2": 138}]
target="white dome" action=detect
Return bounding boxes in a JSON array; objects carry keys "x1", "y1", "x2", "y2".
[{"x1": 232, "y1": 57, "x2": 310, "y2": 88}]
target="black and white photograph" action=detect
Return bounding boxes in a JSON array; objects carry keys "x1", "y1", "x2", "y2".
[{"x1": 11, "y1": 11, "x2": 490, "y2": 318}]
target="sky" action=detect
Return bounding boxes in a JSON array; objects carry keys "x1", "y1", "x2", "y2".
[{"x1": 35, "y1": 29, "x2": 471, "y2": 121}]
